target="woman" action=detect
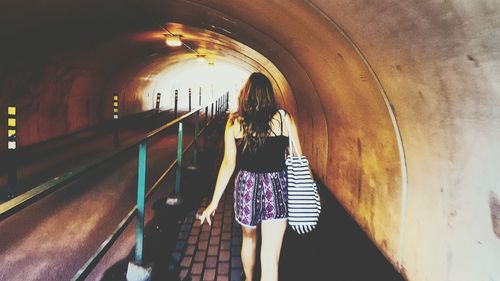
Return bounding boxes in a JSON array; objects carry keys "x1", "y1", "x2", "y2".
[{"x1": 198, "y1": 72, "x2": 302, "y2": 281}]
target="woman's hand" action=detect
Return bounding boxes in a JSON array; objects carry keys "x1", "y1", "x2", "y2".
[{"x1": 198, "y1": 202, "x2": 218, "y2": 226}]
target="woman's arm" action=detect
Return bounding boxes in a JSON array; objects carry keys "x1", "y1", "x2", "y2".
[{"x1": 199, "y1": 119, "x2": 237, "y2": 225}]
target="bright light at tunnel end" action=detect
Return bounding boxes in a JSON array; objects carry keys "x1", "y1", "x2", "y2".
[{"x1": 143, "y1": 60, "x2": 250, "y2": 112}]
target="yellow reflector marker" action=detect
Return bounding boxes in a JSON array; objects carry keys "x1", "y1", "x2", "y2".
[
  {"x1": 8, "y1": 106, "x2": 16, "y2": 115},
  {"x1": 8, "y1": 129, "x2": 16, "y2": 137},
  {"x1": 8, "y1": 118, "x2": 16, "y2": 127},
  {"x1": 113, "y1": 102, "x2": 118, "y2": 107},
  {"x1": 114, "y1": 95, "x2": 118, "y2": 101},
  {"x1": 114, "y1": 108, "x2": 118, "y2": 113}
]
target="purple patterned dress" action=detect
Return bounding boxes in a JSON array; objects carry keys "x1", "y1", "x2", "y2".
[{"x1": 234, "y1": 135, "x2": 289, "y2": 228}]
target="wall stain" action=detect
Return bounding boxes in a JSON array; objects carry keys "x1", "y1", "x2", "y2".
[
  {"x1": 381, "y1": 239, "x2": 388, "y2": 251},
  {"x1": 357, "y1": 138, "x2": 362, "y2": 203},
  {"x1": 357, "y1": 173, "x2": 362, "y2": 203},
  {"x1": 467, "y1": 54, "x2": 480, "y2": 67},
  {"x1": 447, "y1": 210, "x2": 457, "y2": 229},
  {"x1": 357, "y1": 138, "x2": 363, "y2": 158},
  {"x1": 489, "y1": 191, "x2": 500, "y2": 238},
  {"x1": 361, "y1": 74, "x2": 370, "y2": 82}
]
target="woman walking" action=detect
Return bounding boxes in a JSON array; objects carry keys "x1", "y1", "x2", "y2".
[{"x1": 198, "y1": 72, "x2": 302, "y2": 281}]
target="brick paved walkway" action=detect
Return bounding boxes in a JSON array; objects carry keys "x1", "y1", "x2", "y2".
[
  {"x1": 144, "y1": 119, "x2": 403, "y2": 281},
  {"x1": 167, "y1": 191, "x2": 243, "y2": 281}
]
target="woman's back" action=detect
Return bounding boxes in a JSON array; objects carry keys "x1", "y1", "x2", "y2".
[{"x1": 233, "y1": 110, "x2": 289, "y2": 172}]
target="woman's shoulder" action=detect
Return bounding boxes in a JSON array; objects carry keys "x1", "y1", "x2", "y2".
[
  {"x1": 228, "y1": 113, "x2": 242, "y2": 126},
  {"x1": 226, "y1": 113, "x2": 242, "y2": 135}
]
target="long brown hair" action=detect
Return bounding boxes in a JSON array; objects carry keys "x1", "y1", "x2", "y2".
[{"x1": 231, "y1": 72, "x2": 278, "y2": 153}]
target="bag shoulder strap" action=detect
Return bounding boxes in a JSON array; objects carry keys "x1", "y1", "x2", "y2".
[
  {"x1": 279, "y1": 110, "x2": 283, "y2": 136},
  {"x1": 278, "y1": 109, "x2": 300, "y2": 157}
]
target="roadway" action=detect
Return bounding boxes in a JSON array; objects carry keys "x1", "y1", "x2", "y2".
[{"x1": 0, "y1": 110, "x2": 205, "y2": 280}]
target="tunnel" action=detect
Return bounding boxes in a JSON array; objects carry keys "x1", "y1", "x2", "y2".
[{"x1": 1, "y1": 1, "x2": 499, "y2": 281}]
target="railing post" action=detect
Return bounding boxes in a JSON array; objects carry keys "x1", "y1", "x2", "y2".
[
  {"x1": 175, "y1": 123, "x2": 183, "y2": 194},
  {"x1": 113, "y1": 94, "x2": 120, "y2": 147},
  {"x1": 199, "y1": 87, "x2": 202, "y2": 106},
  {"x1": 226, "y1": 91, "x2": 229, "y2": 111},
  {"x1": 166, "y1": 122, "x2": 184, "y2": 206},
  {"x1": 188, "y1": 88, "x2": 192, "y2": 111},
  {"x1": 135, "y1": 141, "x2": 147, "y2": 266},
  {"x1": 211, "y1": 102, "x2": 214, "y2": 121},
  {"x1": 205, "y1": 106, "x2": 208, "y2": 126},
  {"x1": 194, "y1": 111, "x2": 199, "y2": 163},
  {"x1": 174, "y1": 89, "x2": 178, "y2": 116},
  {"x1": 155, "y1": 92, "x2": 161, "y2": 113},
  {"x1": 204, "y1": 106, "x2": 208, "y2": 152},
  {"x1": 187, "y1": 112, "x2": 200, "y2": 171},
  {"x1": 219, "y1": 96, "x2": 222, "y2": 116},
  {"x1": 206, "y1": 105, "x2": 211, "y2": 148}
]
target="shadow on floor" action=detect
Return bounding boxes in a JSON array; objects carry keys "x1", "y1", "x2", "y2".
[{"x1": 280, "y1": 181, "x2": 405, "y2": 281}]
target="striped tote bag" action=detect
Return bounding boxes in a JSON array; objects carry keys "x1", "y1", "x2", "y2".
[{"x1": 280, "y1": 110, "x2": 321, "y2": 234}]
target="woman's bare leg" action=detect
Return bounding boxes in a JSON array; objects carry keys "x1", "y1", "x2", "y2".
[
  {"x1": 260, "y1": 219, "x2": 287, "y2": 281},
  {"x1": 241, "y1": 225, "x2": 257, "y2": 281}
]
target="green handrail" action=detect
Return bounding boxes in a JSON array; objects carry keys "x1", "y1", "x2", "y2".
[
  {"x1": 135, "y1": 141, "x2": 147, "y2": 266},
  {"x1": 71, "y1": 110, "x2": 214, "y2": 281}
]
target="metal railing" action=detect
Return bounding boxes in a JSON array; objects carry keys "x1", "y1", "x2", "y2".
[
  {"x1": 71, "y1": 94, "x2": 229, "y2": 280},
  {"x1": 0, "y1": 90, "x2": 229, "y2": 279},
  {"x1": 0, "y1": 92, "x2": 229, "y2": 221}
]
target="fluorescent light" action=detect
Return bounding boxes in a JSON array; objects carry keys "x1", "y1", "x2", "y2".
[
  {"x1": 196, "y1": 55, "x2": 207, "y2": 63},
  {"x1": 166, "y1": 34, "x2": 182, "y2": 47}
]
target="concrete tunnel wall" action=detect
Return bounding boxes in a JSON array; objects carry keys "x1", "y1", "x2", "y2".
[{"x1": 1, "y1": 1, "x2": 499, "y2": 281}]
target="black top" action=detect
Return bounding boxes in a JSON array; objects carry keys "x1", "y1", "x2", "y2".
[{"x1": 235, "y1": 112, "x2": 289, "y2": 172}]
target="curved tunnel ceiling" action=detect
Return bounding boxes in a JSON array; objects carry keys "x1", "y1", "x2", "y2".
[
  {"x1": 100, "y1": 23, "x2": 292, "y2": 116},
  {"x1": 1, "y1": 0, "x2": 404, "y2": 271},
  {"x1": 1, "y1": 1, "x2": 499, "y2": 281}
]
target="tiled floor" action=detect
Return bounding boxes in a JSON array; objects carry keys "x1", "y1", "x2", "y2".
[
  {"x1": 167, "y1": 191, "x2": 243, "y2": 281},
  {"x1": 110, "y1": 119, "x2": 404, "y2": 281}
]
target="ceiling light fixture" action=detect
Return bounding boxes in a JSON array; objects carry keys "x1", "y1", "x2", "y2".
[
  {"x1": 159, "y1": 25, "x2": 215, "y2": 65},
  {"x1": 196, "y1": 54, "x2": 207, "y2": 63},
  {"x1": 165, "y1": 34, "x2": 182, "y2": 47}
]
